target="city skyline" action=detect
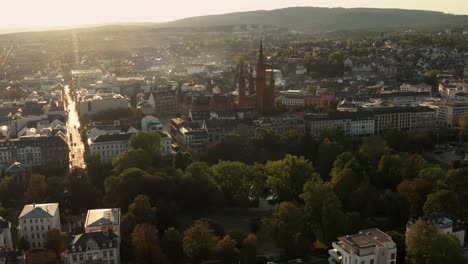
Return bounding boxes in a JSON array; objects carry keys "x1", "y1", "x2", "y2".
[{"x1": 1, "y1": 0, "x2": 467, "y2": 30}]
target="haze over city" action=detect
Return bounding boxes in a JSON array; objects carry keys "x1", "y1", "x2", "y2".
[
  {"x1": 1, "y1": 0, "x2": 468, "y2": 30},
  {"x1": 1, "y1": 0, "x2": 468, "y2": 263}
]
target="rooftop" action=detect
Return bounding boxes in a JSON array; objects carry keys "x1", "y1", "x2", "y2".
[
  {"x1": 19, "y1": 203, "x2": 59, "y2": 219},
  {"x1": 85, "y1": 208, "x2": 121, "y2": 228}
]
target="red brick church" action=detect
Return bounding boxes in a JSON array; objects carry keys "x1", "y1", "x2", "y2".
[{"x1": 237, "y1": 41, "x2": 276, "y2": 116}]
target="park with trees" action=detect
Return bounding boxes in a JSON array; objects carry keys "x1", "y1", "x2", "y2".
[{"x1": 1, "y1": 127, "x2": 468, "y2": 263}]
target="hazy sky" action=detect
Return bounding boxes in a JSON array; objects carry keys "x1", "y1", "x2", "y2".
[{"x1": 1, "y1": 0, "x2": 467, "y2": 29}]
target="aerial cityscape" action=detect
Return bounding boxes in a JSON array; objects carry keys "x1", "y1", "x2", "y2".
[{"x1": 0, "y1": 1, "x2": 468, "y2": 263}]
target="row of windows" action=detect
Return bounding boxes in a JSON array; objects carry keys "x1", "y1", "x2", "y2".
[
  {"x1": 92, "y1": 144, "x2": 128, "y2": 150},
  {"x1": 23, "y1": 218, "x2": 49, "y2": 224}
]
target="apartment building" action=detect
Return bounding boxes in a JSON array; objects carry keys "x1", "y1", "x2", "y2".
[
  {"x1": 88, "y1": 134, "x2": 132, "y2": 162},
  {"x1": 148, "y1": 90, "x2": 177, "y2": 116},
  {"x1": 65, "y1": 231, "x2": 120, "y2": 264},
  {"x1": 436, "y1": 100, "x2": 468, "y2": 127},
  {"x1": 329, "y1": 228, "x2": 397, "y2": 264},
  {"x1": 0, "y1": 133, "x2": 69, "y2": 170},
  {"x1": 0, "y1": 217, "x2": 12, "y2": 250},
  {"x1": 78, "y1": 93, "x2": 129, "y2": 116},
  {"x1": 370, "y1": 106, "x2": 436, "y2": 134},
  {"x1": 177, "y1": 127, "x2": 208, "y2": 152},
  {"x1": 253, "y1": 115, "x2": 305, "y2": 137},
  {"x1": 18, "y1": 203, "x2": 61, "y2": 249}
]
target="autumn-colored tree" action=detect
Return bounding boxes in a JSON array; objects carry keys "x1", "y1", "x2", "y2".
[
  {"x1": 132, "y1": 223, "x2": 167, "y2": 263},
  {"x1": 216, "y1": 235, "x2": 240, "y2": 263},
  {"x1": 240, "y1": 234, "x2": 258, "y2": 264},
  {"x1": 44, "y1": 229, "x2": 65, "y2": 255},
  {"x1": 183, "y1": 219, "x2": 219, "y2": 263}
]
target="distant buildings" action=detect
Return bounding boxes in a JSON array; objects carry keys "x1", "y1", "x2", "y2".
[
  {"x1": 177, "y1": 126, "x2": 209, "y2": 152},
  {"x1": 329, "y1": 228, "x2": 397, "y2": 264},
  {"x1": 148, "y1": 90, "x2": 177, "y2": 117},
  {"x1": 253, "y1": 115, "x2": 305, "y2": 137},
  {"x1": 237, "y1": 41, "x2": 276, "y2": 116},
  {"x1": 370, "y1": 106, "x2": 436, "y2": 134},
  {"x1": 406, "y1": 212, "x2": 465, "y2": 246},
  {"x1": 276, "y1": 90, "x2": 334, "y2": 110},
  {"x1": 436, "y1": 100, "x2": 468, "y2": 127},
  {"x1": 18, "y1": 203, "x2": 61, "y2": 249},
  {"x1": 78, "y1": 93, "x2": 129, "y2": 116},
  {"x1": 0, "y1": 132, "x2": 69, "y2": 171},
  {"x1": 305, "y1": 106, "x2": 436, "y2": 137},
  {"x1": 88, "y1": 133, "x2": 132, "y2": 163}
]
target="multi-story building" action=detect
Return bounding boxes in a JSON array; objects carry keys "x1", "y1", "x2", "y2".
[
  {"x1": 177, "y1": 127, "x2": 208, "y2": 152},
  {"x1": 65, "y1": 231, "x2": 120, "y2": 264},
  {"x1": 370, "y1": 106, "x2": 436, "y2": 134},
  {"x1": 156, "y1": 131, "x2": 172, "y2": 155},
  {"x1": 148, "y1": 90, "x2": 177, "y2": 116},
  {"x1": 88, "y1": 134, "x2": 132, "y2": 162},
  {"x1": 304, "y1": 111, "x2": 374, "y2": 137},
  {"x1": 78, "y1": 93, "x2": 129, "y2": 117},
  {"x1": 329, "y1": 228, "x2": 397, "y2": 264},
  {"x1": 85, "y1": 209, "x2": 121, "y2": 241},
  {"x1": 0, "y1": 217, "x2": 12, "y2": 250},
  {"x1": 0, "y1": 133, "x2": 69, "y2": 171},
  {"x1": 304, "y1": 92, "x2": 334, "y2": 109},
  {"x1": 436, "y1": 100, "x2": 468, "y2": 127},
  {"x1": 406, "y1": 212, "x2": 465, "y2": 246},
  {"x1": 253, "y1": 115, "x2": 305, "y2": 137},
  {"x1": 275, "y1": 90, "x2": 305, "y2": 110},
  {"x1": 18, "y1": 203, "x2": 61, "y2": 249}
]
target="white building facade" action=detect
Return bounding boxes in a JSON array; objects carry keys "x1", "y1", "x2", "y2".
[
  {"x1": 329, "y1": 228, "x2": 397, "y2": 264},
  {"x1": 18, "y1": 203, "x2": 61, "y2": 249}
]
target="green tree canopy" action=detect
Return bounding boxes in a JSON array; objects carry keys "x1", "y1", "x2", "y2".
[
  {"x1": 406, "y1": 219, "x2": 467, "y2": 264},
  {"x1": 183, "y1": 219, "x2": 220, "y2": 263},
  {"x1": 423, "y1": 189, "x2": 460, "y2": 215},
  {"x1": 112, "y1": 149, "x2": 152, "y2": 174},
  {"x1": 264, "y1": 201, "x2": 308, "y2": 258},
  {"x1": 25, "y1": 174, "x2": 47, "y2": 203},
  {"x1": 211, "y1": 161, "x2": 264, "y2": 207},
  {"x1": 161, "y1": 227, "x2": 184, "y2": 264},
  {"x1": 266, "y1": 155, "x2": 319, "y2": 201}
]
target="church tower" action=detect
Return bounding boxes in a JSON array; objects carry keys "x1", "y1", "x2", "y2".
[
  {"x1": 238, "y1": 61, "x2": 246, "y2": 101},
  {"x1": 256, "y1": 41, "x2": 267, "y2": 115}
]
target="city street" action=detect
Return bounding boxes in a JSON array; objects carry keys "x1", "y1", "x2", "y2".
[{"x1": 64, "y1": 85, "x2": 86, "y2": 168}]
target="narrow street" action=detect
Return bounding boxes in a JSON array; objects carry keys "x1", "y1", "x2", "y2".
[{"x1": 64, "y1": 85, "x2": 86, "y2": 168}]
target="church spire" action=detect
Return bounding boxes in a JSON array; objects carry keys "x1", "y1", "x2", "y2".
[
  {"x1": 258, "y1": 40, "x2": 264, "y2": 64},
  {"x1": 239, "y1": 60, "x2": 245, "y2": 99}
]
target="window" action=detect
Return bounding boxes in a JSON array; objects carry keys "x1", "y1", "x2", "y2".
[
  {"x1": 370, "y1": 260, "x2": 374, "y2": 264},
  {"x1": 109, "y1": 250, "x2": 114, "y2": 257},
  {"x1": 391, "y1": 253, "x2": 396, "y2": 259}
]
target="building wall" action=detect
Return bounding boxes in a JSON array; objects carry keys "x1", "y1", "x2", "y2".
[
  {"x1": 88, "y1": 140, "x2": 130, "y2": 162},
  {"x1": 66, "y1": 247, "x2": 119, "y2": 264},
  {"x1": 19, "y1": 213, "x2": 60, "y2": 249},
  {"x1": 79, "y1": 98, "x2": 129, "y2": 116}
]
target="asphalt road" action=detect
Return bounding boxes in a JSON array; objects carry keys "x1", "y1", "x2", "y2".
[{"x1": 64, "y1": 85, "x2": 86, "y2": 168}]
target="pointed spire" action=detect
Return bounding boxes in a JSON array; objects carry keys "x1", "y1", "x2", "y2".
[
  {"x1": 259, "y1": 40, "x2": 264, "y2": 63},
  {"x1": 239, "y1": 60, "x2": 245, "y2": 98}
]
